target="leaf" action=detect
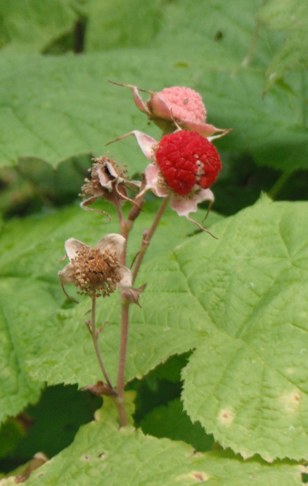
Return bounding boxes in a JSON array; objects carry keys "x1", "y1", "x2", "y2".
[
  {"x1": 0, "y1": 200, "x2": 220, "y2": 411},
  {"x1": 12, "y1": 384, "x2": 101, "y2": 460},
  {"x1": 257, "y1": 0, "x2": 308, "y2": 91},
  {"x1": 84, "y1": 0, "x2": 162, "y2": 51},
  {"x1": 16, "y1": 155, "x2": 92, "y2": 204},
  {"x1": 140, "y1": 398, "x2": 214, "y2": 452},
  {"x1": 0, "y1": 0, "x2": 80, "y2": 53},
  {"x1": 179, "y1": 196, "x2": 308, "y2": 460},
  {"x1": 0, "y1": 278, "x2": 59, "y2": 424},
  {"x1": 0, "y1": 52, "x2": 163, "y2": 169},
  {"x1": 147, "y1": 352, "x2": 190, "y2": 383},
  {"x1": 25, "y1": 196, "x2": 308, "y2": 460},
  {"x1": 0, "y1": 418, "x2": 25, "y2": 458},
  {"x1": 0, "y1": 0, "x2": 307, "y2": 172},
  {"x1": 18, "y1": 394, "x2": 304, "y2": 486},
  {"x1": 0, "y1": 202, "x2": 222, "y2": 283},
  {"x1": 0, "y1": 155, "x2": 92, "y2": 217}
]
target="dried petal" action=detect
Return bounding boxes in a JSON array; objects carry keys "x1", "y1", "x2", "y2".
[
  {"x1": 80, "y1": 156, "x2": 134, "y2": 211},
  {"x1": 64, "y1": 238, "x2": 87, "y2": 260},
  {"x1": 107, "y1": 130, "x2": 157, "y2": 161},
  {"x1": 96, "y1": 234, "x2": 125, "y2": 260},
  {"x1": 170, "y1": 188, "x2": 214, "y2": 217},
  {"x1": 58, "y1": 262, "x2": 76, "y2": 286},
  {"x1": 118, "y1": 266, "x2": 132, "y2": 288}
]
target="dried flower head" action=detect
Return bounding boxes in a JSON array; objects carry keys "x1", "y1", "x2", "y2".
[
  {"x1": 109, "y1": 81, "x2": 230, "y2": 138},
  {"x1": 108, "y1": 129, "x2": 224, "y2": 235},
  {"x1": 80, "y1": 156, "x2": 141, "y2": 213},
  {"x1": 59, "y1": 234, "x2": 132, "y2": 299}
]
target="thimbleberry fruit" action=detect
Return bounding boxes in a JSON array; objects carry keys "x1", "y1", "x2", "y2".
[
  {"x1": 155, "y1": 130, "x2": 222, "y2": 196},
  {"x1": 110, "y1": 81, "x2": 230, "y2": 138},
  {"x1": 156, "y1": 87, "x2": 206, "y2": 123}
]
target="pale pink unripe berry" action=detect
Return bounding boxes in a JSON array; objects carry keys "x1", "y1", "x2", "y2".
[
  {"x1": 110, "y1": 81, "x2": 230, "y2": 138},
  {"x1": 151, "y1": 87, "x2": 206, "y2": 124}
]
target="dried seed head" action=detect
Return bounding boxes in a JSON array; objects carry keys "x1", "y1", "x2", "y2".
[
  {"x1": 71, "y1": 246, "x2": 122, "y2": 298},
  {"x1": 80, "y1": 156, "x2": 128, "y2": 199}
]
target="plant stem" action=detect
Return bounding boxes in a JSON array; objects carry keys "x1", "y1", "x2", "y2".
[
  {"x1": 114, "y1": 195, "x2": 146, "y2": 426},
  {"x1": 114, "y1": 394, "x2": 128, "y2": 427},
  {"x1": 90, "y1": 294, "x2": 128, "y2": 426},
  {"x1": 117, "y1": 297, "x2": 130, "y2": 399},
  {"x1": 132, "y1": 195, "x2": 170, "y2": 285},
  {"x1": 90, "y1": 294, "x2": 113, "y2": 389},
  {"x1": 116, "y1": 196, "x2": 169, "y2": 402},
  {"x1": 115, "y1": 200, "x2": 128, "y2": 265},
  {"x1": 268, "y1": 172, "x2": 290, "y2": 200}
]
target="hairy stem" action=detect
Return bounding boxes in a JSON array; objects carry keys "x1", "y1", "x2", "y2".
[{"x1": 132, "y1": 195, "x2": 170, "y2": 285}]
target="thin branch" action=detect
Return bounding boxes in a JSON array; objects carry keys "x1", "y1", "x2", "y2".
[
  {"x1": 88, "y1": 294, "x2": 128, "y2": 426},
  {"x1": 117, "y1": 297, "x2": 130, "y2": 399},
  {"x1": 268, "y1": 172, "x2": 290, "y2": 200},
  {"x1": 132, "y1": 195, "x2": 170, "y2": 285}
]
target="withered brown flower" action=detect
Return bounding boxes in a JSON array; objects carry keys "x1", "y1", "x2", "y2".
[
  {"x1": 80, "y1": 156, "x2": 141, "y2": 213},
  {"x1": 58, "y1": 234, "x2": 131, "y2": 299}
]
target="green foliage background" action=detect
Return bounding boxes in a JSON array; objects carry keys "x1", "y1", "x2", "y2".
[{"x1": 0, "y1": 0, "x2": 308, "y2": 484}]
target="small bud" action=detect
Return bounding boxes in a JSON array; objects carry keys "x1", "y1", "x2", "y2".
[
  {"x1": 82, "y1": 380, "x2": 117, "y2": 397},
  {"x1": 122, "y1": 283, "x2": 147, "y2": 307}
]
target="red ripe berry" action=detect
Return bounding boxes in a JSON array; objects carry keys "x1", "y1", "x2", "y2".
[{"x1": 155, "y1": 130, "x2": 221, "y2": 196}]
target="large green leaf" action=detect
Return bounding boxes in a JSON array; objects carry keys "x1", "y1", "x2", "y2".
[
  {"x1": 84, "y1": 0, "x2": 162, "y2": 51},
  {"x1": 257, "y1": 0, "x2": 308, "y2": 91},
  {"x1": 5, "y1": 394, "x2": 302, "y2": 486},
  {"x1": 0, "y1": 0, "x2": 307, "y2": 172},
  {"x1": 140, "y1": 398, "x2": 214, "y2": 452},
  {"x1": 0, "y1": 201, "x2": 222, "y2": 283},
  {"x1": 12, "y1": 384, "x2": 101, "y2": 460},
  {"x1": 0, "y1": 0, "x2": 80, "y2": 53},
  {"x1": 179, "y1": 197, "x2": 308, "y2": 461},
  {"x1": 24, "y1": 196, "x2": 308, "y2": 460},
  {"x1": 0, "y1": 278, "x2": 59, "y2": 424},
  {"x1": 0, "y1": 200, "x2": 220, "y2": 424}
]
